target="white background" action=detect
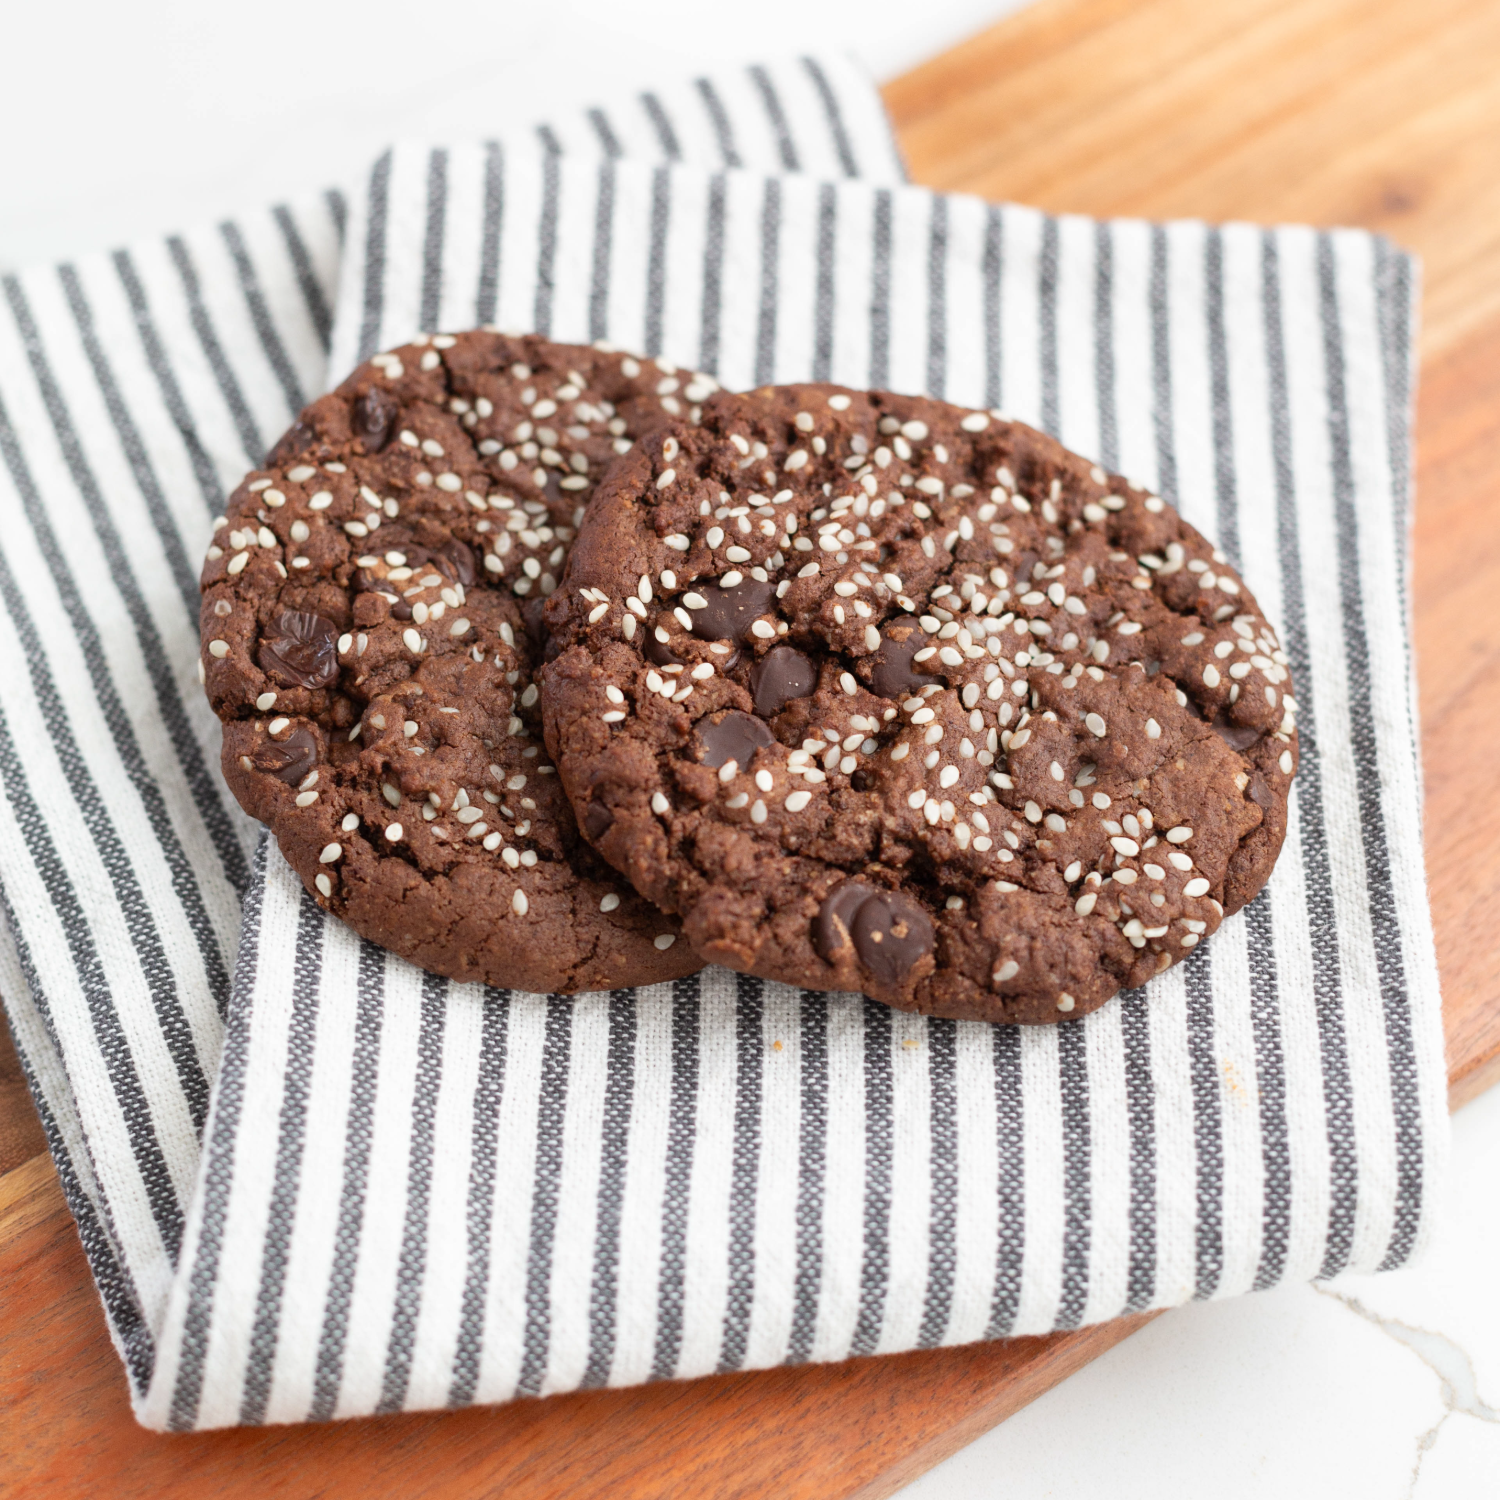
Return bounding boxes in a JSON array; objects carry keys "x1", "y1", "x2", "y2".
[
  {"x1": 0, "y1": 0, "x2": 1015, "y2": 269},
  {"x1": 5, "y1": 3, "x2": 1494, "y2": 1494}
]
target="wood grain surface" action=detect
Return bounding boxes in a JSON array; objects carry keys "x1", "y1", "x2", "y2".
[{"x1": 4, "y1": 0, "x2": 1499, "y2": 1494}]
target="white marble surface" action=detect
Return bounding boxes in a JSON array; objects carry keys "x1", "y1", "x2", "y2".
[
  {"x1": 899, "y1": 1082, "x2": 1500, "y2": 1500},
  {"x1": 0, "y1": 0, "x2": 1026, "y2": 270}
]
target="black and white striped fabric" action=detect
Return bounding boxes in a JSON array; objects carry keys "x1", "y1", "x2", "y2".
[
  {"x1": 0, "y1": 57, "x2": 906, "y2": 1424},
  {"x1": 131, "y1": 145, "x2": 1451, "y2": 1429}
]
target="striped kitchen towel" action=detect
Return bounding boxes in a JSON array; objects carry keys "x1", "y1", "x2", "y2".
[
  {"x1": 133, "y1": 146, "x2": 1449, "y2": 1428},
  {"x1": 0, "y1": 56, "x2": 906, "y2": 1420}
]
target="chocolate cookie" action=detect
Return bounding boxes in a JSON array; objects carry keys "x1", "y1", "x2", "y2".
[
  {"x1": 200, "y1": 330, "x2": 720, "y2": 993},
  {"x1": 540, "y1": 385, "x2": 1297, "y2": 1022}
]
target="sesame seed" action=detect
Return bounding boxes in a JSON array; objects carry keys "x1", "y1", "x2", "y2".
[
  {"x1": 1056, "y1": 994, "x2": 1075, "y2": 1012},
  {"x1": 1203, "y1": 664, "x2": 1221, "y2": 687},
  {"x1": 840, "y1": 672, "x2": 858, "y2": 696},
  {"x1": 994, "y1": 959, "x2": 1019, "y2": 982},
  {"x1": 785, "y1": 790, "x2": 812, "y2": 812},
  {"x1": 651, "y1": 792, "x2": 670, "y2": 814},
  {"x1": 1184, "y1": 877, "x2": 1211, "y2": 897},
  {"x1": 1279, "y1": 750, "x2": 1293, "y2": 773},
  {"x1": 1166, "y1": 827, "x2": 1193, "y2": 843},
  {"x1": 1110, "y1": 836, "x2": 1140, "y2": 856},
  {"x1": 403, "y1": 628, "x2": 422, "y2": 653},
  {"x1": 750, "y1": 799, "x2": 768, "y2": 823},
  {"x1": 512, "y1": 889, "x2": 529, "y2": 915},
  {"x1": 755, "y1": 770, "x2": 774, "y2": 792},
  {"x1": 1085, "y1": 712, "x2": 1107, "y2": 737},
  {"x1": 319, "y1": 843, "x2": 341, "y2": 863},
  {"x1": 600, "y1": 892, "x2": 621, "y2": 912}
]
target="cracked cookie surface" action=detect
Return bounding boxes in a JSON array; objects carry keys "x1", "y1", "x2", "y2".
[
  {"x1": 200, "y1": 330, "x2": 714, "y2": 993},
  {"x1": 540, "y1": 384, "x2": 1297, "y2": 1022}
]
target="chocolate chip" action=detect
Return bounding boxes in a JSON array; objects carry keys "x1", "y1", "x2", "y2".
[
  {"x1": 696, "y1": 709, "x2": 775, "y2": 769},
  {"x1": 750, "y1": 646, "x2": 817, "y2": 717},
  {"x1": 687, "y1": 578, "x2": 777, "y2": 644},
  {"x1": 813, "y1": 880, "x2": 934, "y2": 985},
  {"x1": 1247, "y1": 772, "x2": 1274, "y2": 810},
  {"x1": 257, "y1": 609, "x2": 340, "y2": 689},
  {"x1": 583, "y1": 799, "x2": 614, "y2": 841},
  {"x1": 353, "y1": 387, "x2": 398, "y2": 454},
  {"x1": 264, "y1": 420, "x2": 317, "y2": 468},
  {"x1": 252, "y1": 723, "x2": 318, "y2": 785},
  {"x1": 1212, "y1": 712, "x2": 1263, "y2": 752},
  {"x1": 866, "y1": 625, "x2": 941, "y2": 698}
]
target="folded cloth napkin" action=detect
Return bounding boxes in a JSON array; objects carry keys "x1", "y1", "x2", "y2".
[
  {"x1": 0, "y1": 55, "x2": 906, "y2": 1420},
  {"x1": 0, "y1": 54, "x2": 1450, "y2": 1432},
  {"x1": 134, "y1": 145, "x2": 1451, "y2": 1427}
]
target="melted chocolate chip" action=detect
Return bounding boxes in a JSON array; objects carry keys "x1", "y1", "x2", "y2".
[
  {"x1": 696, "y1": 710, "x2": 775, "y2": 769},
  {"x1": 867, "y1": 625, "x2": 941, "y2": 698},
  {"x1": 813, "y1": 881, "x2": 934, "y2": 986},
  {"x1": 583, "y1": 799, "x2": 614, "y2": 841},
  {"x1": 353, "y1": 569, "x2": 414, "y2": 620},
  {"x1": 645, "y1": 629, "x2": 684, "y2": 666},
  {"x1": 750, "y1": 646, "x2": 817, "y2": 717},
  {"x1": 438, "y1": 538, "x2": 477, "y2": 588},
  {"x1": 352, "y1": 387, "x2": 398, "y2": 454},
  {"x1": 264, "y1": 420, "x2": 317, "y2": 468},
  {"x1": 687, "y1": 578, "x2": 777, "y2": 644},
  {"x1": 257, "y1": 610, "x2": 340, "y2": 689},
  {"x1": 408, "y1": 540, "x2": 478, "y2": 590},
  {"x1": 1247, "y1": 772, "x2": 1274, "y2": 810},
  {"x1": 851, "y1": 890, "x2": 935, "y2": 986},
  {"x1": 252, "y1": 723, "x2": 318, "y2": 785},
  {"x1": 1212, "y1": 712, "x2": 1263, "y2": 752},
  {"x1": 813, "y1": 882, "x2": 869, "y2": 963},
  {"x1": 522, "y1": 596, "x2": 550, "y2": 654}
]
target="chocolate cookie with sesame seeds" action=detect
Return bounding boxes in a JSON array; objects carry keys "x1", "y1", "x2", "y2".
[
  {"x1": 200, "y1": 329, "x2": 719, "y2": 994},
  {"x1": 539, "y1": 384, "x2": 1298, "y2": 1023}
]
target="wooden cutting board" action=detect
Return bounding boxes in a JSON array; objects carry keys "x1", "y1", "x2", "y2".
[{"x1": 6, "y1": 0, "x2": 1500, "y2": 1493}]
